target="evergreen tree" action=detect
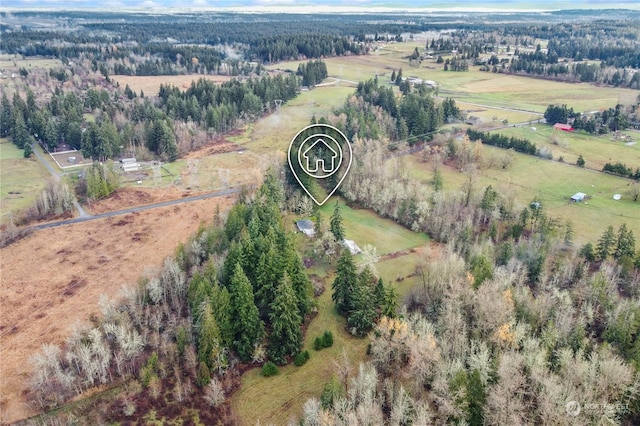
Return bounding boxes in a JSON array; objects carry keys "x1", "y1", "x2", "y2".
[
  {"x1": 332, "y1": 250, "x2": 358, "y2": 315},
  {"x1": 381, "y1": 286, "x2": 399, "y2": 318},
  {"x1": 268, "y1": 273, "x2": 303, "y2": 364},
  {"x1": 347, "y1": 267, "x2": 378, "y2": 336},
  {"x1": 229, "y1": 263, "x2": 263, "y2": 362},
  {"x1": 395, "y1": 68, "x2": 403, "y2": 85},
  {"x1": 390, "y1": 70, "x2": 397, "y2": 83},
  {"x1": 197, "y1": 303, "x2": 221, "y2": 368},
  {"x1": 596, "y1": 225, "x2": 616, "y2": 261},
  {"x1": 11, "y1": 113, "x2": 29, "y2": 149},
  {"x1": 614, "y1": 223, "x2": 635, "y2": 260},
  {"x1": 0, "y1": 93, "x2": 11, "y2": 137},
  {"x1": 576, "y1": 154, "x2": 586, "y2": 167},
  {"x1": 466, "y1": 369, "x2": 486, "y2": 426},
  {"x1": 330, "y1": 201, "x2": 345, "y2": 242}
]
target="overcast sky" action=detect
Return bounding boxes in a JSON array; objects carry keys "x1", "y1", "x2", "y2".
[{"x1": 3, "y1": 0, "x2": 640, "y2": 11}]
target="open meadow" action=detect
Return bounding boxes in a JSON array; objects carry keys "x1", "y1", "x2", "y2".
[
  {"x1": 0, "y1": 139, "x2": 49, "y2": 223},
  {"x1": 110, "y1": 74, "x2": 232, "y2": 96}
]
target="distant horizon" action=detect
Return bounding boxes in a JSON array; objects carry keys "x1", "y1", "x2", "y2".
[{"x1": 2, "y1": 0, "x2": 639, "y2": 13}]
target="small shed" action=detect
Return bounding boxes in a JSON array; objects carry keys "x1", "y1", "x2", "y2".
[
  {"x1": 343, "y1": 239, "x2": 362, "y2": 255},
  {"x1": 570, "y1": 192, "x2": 586, "y2": 202},
  {"x1": 553, "y1": 123, "x2": 574, "y2": 132},
  {"x1": 296, "y1": 219, "x2": 315, "y2": 237}
]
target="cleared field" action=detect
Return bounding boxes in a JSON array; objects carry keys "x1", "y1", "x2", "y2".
[
  {"x1": 494, "y1": 126, "x2": 640, "y2": 171},
  {"x1": 457, "y1": 101, "x2": 538, "y2": 124},
  {"x1": 232, "y1": 198, "x2": 430, "y2": 425},
  {"x1": 318, "y1": 196, "x2": 430, "y2": 255},
  {"x1": 110, "y1": 74, "x2": 232, "y2": 96},
  {"x1": 0, "y1": 139, "x2": 49, "y2": 222},
  {"x1": 0, "y1": 193, "x2": 236, "y2": 424},
  {"x1": 406, "y1": 146, "x2": 640, "y2": 245},
  {"x1": 239, "y1": 85, "x2": 354, "y2": 154},
  {"x1": 0, "y1": 57, "x2": 62, "y2": 71}
]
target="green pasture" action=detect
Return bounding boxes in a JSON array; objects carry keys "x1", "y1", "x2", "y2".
[
  {"x1": 494, "y1": 125, "x2": 640, "y2": 171},
  {"x1": 233, "y1": 199, "x2": 430, "y2": 425},
  {"x1": 0, "y1": 57, "x2": 62, "y2": 70},
  {"x1": 0, "y1": 139, "x2": 49, "y2": 221},
  {"x1": 318, "y1": 196, "x2": 430, "y2": 255},
  {"x1": 240, "y1": 86, "x2": 354, "y2": 154},
  {"x1": 406, "y1": 145, "x2": 640, "y2": 245}
]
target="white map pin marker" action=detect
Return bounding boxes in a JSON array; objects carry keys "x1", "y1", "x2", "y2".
[{"x1": 288, "y1": 124, "x2": 352, "y2": 206}]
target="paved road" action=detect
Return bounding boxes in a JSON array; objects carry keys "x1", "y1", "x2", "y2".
[{"x1": 31, "y1": 186, "x2": 243, "y2": 230}]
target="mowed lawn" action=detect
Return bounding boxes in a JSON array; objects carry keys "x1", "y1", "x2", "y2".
[
  {"x1": 232, "y1": 199, "x2": 430, "y2": 425},
  {"x1": 319, "y1": 196, "x2": 430, "y2": 255},
  {"x1": 0, "y1": 139, "x2": 49, "y2": 222}
]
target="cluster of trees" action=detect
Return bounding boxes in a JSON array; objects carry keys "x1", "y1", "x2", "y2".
[
  {"x1": 466, "y1": 128, "x2": 537, "y2": 156},
  {"x1": 444, "y1": 56, "x2": 470, "y2": 72},
  {"x1": 545, "y1": 103, "x2": 634, "y2": 134},
  {"x1": 157, "y1": 74, "x2": 299, "y2": 130},
  {"x1": 319, "y1": 135, "x2": 640, "y2": 424},
  {"x1": 332, "y1": 250, "x2": 397, "y2": 336},
  {"x1": 249, "y1": 35, "x2": 364, "y2": 63},
  {"x1": 25, "y1": 171, "x2": 312, "y2": 421},
  {"x1": 297, "y1": 60, "x2": 328, "y2": 87},
  {"x1": 215, "y1": 171, "x2": 313, "y2": 365},
  {"x1": 328, "y1": 203, "x2": 397, "y2": 336},
  {"x1": 602, "y1": 162, "x2": 640, "y2": 180},
  {"x1": 320, "y1": 77, "x2": 460, "y2": 144}
]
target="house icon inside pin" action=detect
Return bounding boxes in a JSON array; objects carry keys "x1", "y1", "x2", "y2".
[{"x1": 302, "y1": 138, "x2": 338, "y2": 173}]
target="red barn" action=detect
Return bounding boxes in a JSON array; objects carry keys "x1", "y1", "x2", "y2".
[{"x1": 553, "y1": 123, "x2": 574, "y2": 132}]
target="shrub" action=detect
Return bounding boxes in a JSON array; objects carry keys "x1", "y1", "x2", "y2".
[
  {"x1": 314, "y1": 330, "x2": 335, "y2": 350},
  {"x1": 294, "y1": 350, "x2": 310, "y2": 366},
  {"x1": 261, "y1": 361, "x2": 279, "y2": 377},
  {"x1": 322, "y1": 330, "x2": 334, "y2": 347}
]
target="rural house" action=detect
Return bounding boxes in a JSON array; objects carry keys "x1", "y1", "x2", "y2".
[
  {"x1": 553, "y1": 123, "x2": 574, "y2": 132},
  {"x1": 570, "y1": 192, "x2": 587, "y2": 202},
  {"x1": 296, "y1": 219, "x2": 315, "y2": 237}
]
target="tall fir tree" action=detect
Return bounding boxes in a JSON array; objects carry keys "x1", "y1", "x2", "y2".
[
  {"x1": 229, "y1": 263, "x2": 263, "y2": 362},
  {"x1": 347, "y1": 267, "x2": 378, "y2": 336},
  {"x1": 0, "y1": 93, "x2": 11, "y2": 137},
  {"x1": 197, "y1": 302, "x2": 222, "y2": 368},
  {"x1": 596, "y1": 225, "x2": 616, "y2": 261},
  {"x1": 332, "y1": 250, "x2": 358, "y2": 315},
  {"x1": 330, "y1": 201, "x2": 345, "y2": 242},
  {"x1": 614, "y1": 223, "x2": 635, "y2": 260},
  {"x1": 268, "y1": 273, "x2": 303, "y2": 364}
]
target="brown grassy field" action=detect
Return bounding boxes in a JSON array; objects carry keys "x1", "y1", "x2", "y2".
[
  {"x1": 0, "y1": 188, "x2": 236, "y2": 424},
  {"x1": 110, "y1": 74, "x2": 232, "y2": 96}
]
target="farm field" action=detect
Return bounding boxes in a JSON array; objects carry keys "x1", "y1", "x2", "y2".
[
  {"x1": 0, "y1": 57, "x2": 62, "y2": 71},
  {"x1": 0, "y1": 193, "x2": 236, "y2": 424},
  {"x1": 405, "y1": 146, "x2": 640, "y2": 245},
  {"x1": 0, "y1": 139, "x2": 49, "y2": 223},
  {"x1": 110, "y1": 74, "x2": 233, "y2": 97},
  {"x1": 232, "y1": 197, "x2": 430, "y2": 425},
  {"x1": 492, "y1": 125, "x2": 640, "y2": 171}
]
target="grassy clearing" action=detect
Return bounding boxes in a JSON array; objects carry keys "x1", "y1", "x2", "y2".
[
  {"x1": 241, "y1": 86, "x2": 353, "y2": 154},
  {"x1": 457, "y1": 101, "x2": 537, "y2": 124},
  {"x1": 0, "y1": 139, "x2": 49, "y2": 222},
  {"x1": 405, "y1": 146, "x2": 640, "y2": 245},
  {"x1": 232, "y1": 199, "x2": 430, "y2": 425},
  {"x1": 491, "y1": 125, "x2": 640, "y2": 171},
  {"x1": 0, "y1": 57, "x2": 62, "y2": 71},
  {"x1": 318, "y1": 196, "x2": 430, "y2": 255},
  {"x1": 110, "y1": 74, "x2": 232, "y2": 97}
]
